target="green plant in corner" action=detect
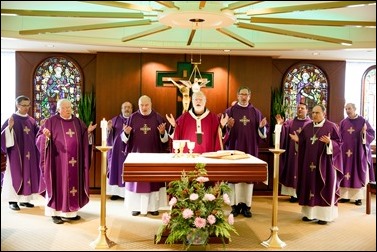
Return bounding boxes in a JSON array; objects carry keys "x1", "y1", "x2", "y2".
[{"x1": 78, "y1": 90, "x2": 95, "y2": 127}]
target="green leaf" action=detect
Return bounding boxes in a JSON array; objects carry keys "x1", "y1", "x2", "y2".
[{"x1": 77, "y1": 90, "x2": 95, "y2": 126}]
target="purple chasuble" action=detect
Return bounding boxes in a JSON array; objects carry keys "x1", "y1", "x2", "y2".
[
  {"x1": 173, "y1": 109, "x2": 223, "y2": 154},
  {"x1": 279, "y1": 116, "x2": 312, "y2": 190},
  {"x1": 124, "y1": 110, "x2": 167, "y2": 193},
  {"x1": 297, "y1": 120, "x2": 344, "y2": 207},
  {"x1": 339, "y1": 116, "x2": 375, "y2": 187},
  {"x1": 224, "y1": 103, "x2": 268, "y2": 157},
  {"x1": 1, "y1": 114, "x2": 41, "y2": 195},
  {"x1": 36, "y1": 114, "x2": 90, "y2": 212},
  {"x1": 107, "y1": 114, "x2": 129, "y2": 187}
]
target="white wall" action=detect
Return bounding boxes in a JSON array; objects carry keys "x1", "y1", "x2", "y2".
[{"x1": 1, "y1": 51, "x2": 15, "y2": 125}]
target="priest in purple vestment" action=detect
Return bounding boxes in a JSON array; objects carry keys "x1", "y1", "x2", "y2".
[
  {"x1": 338, "y1": 103, "x2": 375, "y2": 206},
  {"x1": 1, "y1": 95, "x2": 42, "y2": 211},
  {"x1": 276, "y1": 102, "x2": 311, "y2": 203},
  {"x1": 224, "y1": 86, "x2": 268, "y2": 218},
  {"x1": 106, "y1": 101, "x2": 133, "y2": 200},
  {"x1": 166, "y1": 91, "x2": 228, "y2": 154},
  {"x1": 36, "y1": 99, "x2": 96, "y2": 224},
  {"x1": 122, "y1": 95, "x2": 169, "y2": 216},
  {"x1": 291, "y1": 104, "x2": 343, "y2": 225}
]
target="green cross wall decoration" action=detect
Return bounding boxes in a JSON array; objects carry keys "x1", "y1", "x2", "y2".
[{"x1": 156, "y1": 62, "x2": 213, "y2": 88}]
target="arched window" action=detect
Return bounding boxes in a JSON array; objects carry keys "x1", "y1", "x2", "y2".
[
  {"x1": 361, "y1": 65, "x2": 376, "y2": 135},
  {"x1": 282, "y1": 63, "x2": 328, "y2": 119},
  {"x1": 33, "y1": 56, "x2": 83, "y2": 124}
]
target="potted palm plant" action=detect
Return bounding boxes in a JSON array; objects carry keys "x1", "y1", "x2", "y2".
[
  {"x1": 78, "y1": 90, "x2": 95, "y2": 144},
  {"x1": 78, "y1": 90, "x2": 95, "y2": 126},
  {"x1": 270, "y1": 86, "x2": 287, "y2": 146}
]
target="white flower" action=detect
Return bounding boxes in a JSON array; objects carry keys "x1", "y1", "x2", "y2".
[
  {"x1": 169, "y1": 196, "x2": 177, "y2": 206},
  {"x1": 223, "y1": 193, "x2": 230, "y2": 205},
  {"x1": 203, "y1": 193, "x2": 216, "y2": 201},
  {"x1": 190, "y1": 193, "x2": 199, "y2": 201}
]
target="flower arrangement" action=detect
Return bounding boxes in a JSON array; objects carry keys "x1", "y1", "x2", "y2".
[{"x1": 155, "y1": 163, "x2": 238, "y2": 249}]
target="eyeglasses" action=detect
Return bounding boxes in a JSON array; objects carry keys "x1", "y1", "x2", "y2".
[
  {"x1": 238, "y1": 93, "x2": 249, "y2": 96},
  {"x1": 19, "y1": 104, "x2": 31, "y2": 107}
]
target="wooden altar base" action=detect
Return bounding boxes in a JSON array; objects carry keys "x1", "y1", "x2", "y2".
[{"x1": 154, "y1": 231, "x2": 229, "y2": 244}]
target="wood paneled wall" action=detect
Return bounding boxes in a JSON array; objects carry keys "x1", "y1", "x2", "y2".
[{"x1": 15, "y1": 52, "x2": 346, "y2": 194}]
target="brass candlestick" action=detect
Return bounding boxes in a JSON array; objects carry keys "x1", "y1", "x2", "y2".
[
  {"x1": 90, "y1": 145, "x2": 115, "y2": 249},
  {"x1": 261, "y1": 148, "x2": 287, "y2": 248}
]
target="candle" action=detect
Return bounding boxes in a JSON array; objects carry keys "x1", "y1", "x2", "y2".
[
  {"x1": 275, "y1": 124, "x2": 282, "y2": 150},
  {"x1": 100, "y1": 118, "x2": 107, "y2": 147}
]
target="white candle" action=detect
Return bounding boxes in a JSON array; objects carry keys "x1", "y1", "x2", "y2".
[
  {"x1": 275, "y1": 124, "x2": 282, "y2": 150},
  {"x1": 100, "y1": 118, "x2": 107, "y2": 147}
]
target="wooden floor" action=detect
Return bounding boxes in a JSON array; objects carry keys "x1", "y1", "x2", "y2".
[{"x1": 1, "y1": 194, "x2": 376, "y2": 251}]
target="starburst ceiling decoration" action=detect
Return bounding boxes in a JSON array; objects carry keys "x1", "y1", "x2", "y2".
[{"x1": 1, "y1": 1, "x2": 376, "y2": 53}]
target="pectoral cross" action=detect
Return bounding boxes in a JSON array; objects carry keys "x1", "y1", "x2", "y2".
[{"x1": 310, "y1": 134, "x2": 318, "y2": 144}]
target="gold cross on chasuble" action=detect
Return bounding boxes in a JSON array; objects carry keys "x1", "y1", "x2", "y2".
[
  {"x1": 344, "y1": 172, "x2": 351, "y2": 180},
  {"x1": 347, "y1": 127, "x2": 355, "y2": 134},
  {"x1": 239, "y1": 115, "x2": 250, "y2": 126},
  {"x1": 309, "y1": 162, "x2": 316, "y2": 171},
  {"x1": 140, "y1": 124, "x2": 151, "y2": 134},
  {"x1": 346, "y1": 149, "x2": 353, "y2": 157},
  {"x1": 69, "y1": 157, "x2": 77, "y2": 167},
  {"x1": 23, "y1": 126, "x2": 30, "y2": 134},
  {"x1": 66, "y1": 128, "x2": 75, "y2": 137},
  {"x1": 70, "y1": 186, "x2": 77, "y2": 197}
]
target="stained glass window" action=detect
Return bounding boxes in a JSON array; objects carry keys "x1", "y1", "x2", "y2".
[
  {"x1": 33, "y1": 56, "x2": 82, "y2": 124},
  {"x1": 282, "y1": 63, "x2": 328, "y2": 119}
]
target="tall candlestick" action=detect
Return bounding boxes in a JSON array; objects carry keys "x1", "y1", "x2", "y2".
[
  {"x1": 100, "y1": 118, "x2": 107, "y2": 147},
  {"x1": 274, "y1": 124, "x2": 282, "y2": 150}
]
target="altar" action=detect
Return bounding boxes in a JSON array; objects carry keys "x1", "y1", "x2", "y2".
[{"x1": 123, "y1": 152, "x2": 268, "y2": 183}]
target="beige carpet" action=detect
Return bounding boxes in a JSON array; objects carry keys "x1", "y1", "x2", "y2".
[{"x1": 1, "y1": 194, "x2": 376, "y2": 251}]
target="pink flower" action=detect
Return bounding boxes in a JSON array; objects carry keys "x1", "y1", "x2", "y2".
[
  {"x1": 194, "y1": 217, "x2": 207, "y2": 228},
  {"x1": 207, "y1": 214, "x2": 216, "y2": 225},
  {"x1": 169, "y1": 197, "x2": 177, "y2": 206},
  {"x1": 189, "y1": 193, "x2": 199, "y2": 201},
  {"x1": 203, "y1": 193, "x2": 216, "y2": 201},
  {"x1": 182, "y1": 208, "x2": 194, "y2": 219},
  {"x1": 228, "y1": 214, "x2": 234, "y2": 225},
  {"x1": 162, "y1": 212, "x2": 171, "y2": 225},
  {"x1": 196, "y1": 176, "x2": 209, "y2": 183},
  {"x1": 223, "y1": 193, "x2": 230, "y2": 205}
]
